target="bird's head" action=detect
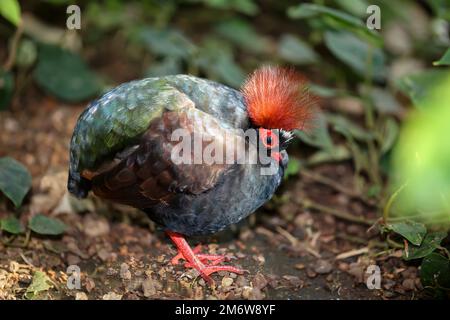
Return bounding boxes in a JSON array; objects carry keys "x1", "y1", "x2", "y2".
[{"x1": 241, "y1": 66, "x2": 318, "y2": 162}]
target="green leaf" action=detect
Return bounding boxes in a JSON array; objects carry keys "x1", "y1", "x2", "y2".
[
  {"x1": 195, "y1": 38, "x2": 245, "y2": 88},
  {"x1": 307, "y1": 145, "x2": 352, "y2": 166},
  {"x1": 428, "y1": 0, "x2": 450, "y2": 21},
  {"x1": 334, "y1": 0, "x2": 369, "y2": 17},
  {"x1": 0, "y1": 69, "x2": 14, "y2": 110},
  {"x1": 198, "y1": 0, "x2": 259, "y2": 15},
  {"x1": 287, "y1": 3, "x2": 380, "y2": 43},
  {"x1": 278, "y1": 34, "x2": 318, "y2": 65},
  {"x1": 215, "y1": 19, "x2": 270, "y2": 54},
  {"x1": 369, "y1": 88, "x2": 403, "y2": 115},
  {"x1": 404, "y1": 232, "x2": 447, "y2": 261},
  {"x1": 33, "y1": 44, "x2": 101, "y2": 103},
  {"x1": 324, "y1": 30, "x2": 385, "y2": 81},
  {"x1": 386, "y1": 219, "x2": 426, "y2": 246},
  {"x1": 379, "y1": 117, "x2": 399, "y2": 154},
  {"x1": 29, "y1": 214, "x2": 66, "y2": 236},
  {"x1": 309, "y1": 84, "x2": 339, "y2": 98},
  {"x1": 420, "y1": 253, "x2": 450, "y2": 289},
  {"x1": 25, "y1": 271, "x2": 52, "y2": 299},
  {"x1": 139, "y1": 27, "x2": 196, "y2": 60},
  {"x1": 145, "y1": 57, "x2": 182, "y2": 77},
  {"x1": 0, "y1": 157, "x2": 31, "y2": 207},
  {"x1": 0, "y1": 216, "x2": 25, "y2": 234},
  {"x1": 433, "y1": 48, "x2": 450, "y2": 66},
  {"x1": 15, "y1": 39, "x2": 37, "y2": 68},
  {"x1": 0, "y1": 0, "x2": 21, "y2": 26},
  {"x1": 327, "y1": 113, "x2": 374, "y2": 141},
  {"x1": 284, "y1": 158, "x2": 301, "y2": 180},
  {"x1": 396, "y1": 70, "x2": 450, "y2": 109},
  {"x1": 296, "y1": 113, "x2": 334, "y2": 151}
]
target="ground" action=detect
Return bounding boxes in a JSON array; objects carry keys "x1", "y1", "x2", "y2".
[{"x1": 0, "y1": 96, "x2": 422, "y2": 300}]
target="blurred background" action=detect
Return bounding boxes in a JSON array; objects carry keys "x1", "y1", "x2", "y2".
[{"x1": 0, "y1": 0, "x2": 449, "y2": 300}]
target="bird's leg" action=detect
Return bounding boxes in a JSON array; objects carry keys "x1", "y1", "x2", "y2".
[
  {"x1": 167, "y1": 231, "x2": 245, "y2": 284},
  {"x1": 171, "y1": 244, "x2": 228, "y2": 265}
]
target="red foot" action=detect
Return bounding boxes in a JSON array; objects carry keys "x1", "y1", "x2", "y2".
[{"x1": 167, "y1": 231, "x2": 245, "y2": 284}]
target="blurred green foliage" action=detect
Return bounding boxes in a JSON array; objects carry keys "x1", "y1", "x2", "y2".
[{"x1": 393, "y1": 73, "x2": 450, "y2": 222}]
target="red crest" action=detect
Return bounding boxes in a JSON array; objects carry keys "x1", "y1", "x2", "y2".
[{"x1": 241, "y1": 66, "x2": 318, "y2": 131}]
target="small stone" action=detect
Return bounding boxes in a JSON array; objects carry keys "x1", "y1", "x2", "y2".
[
  {"x1": 294, "y1": 263, "x2": 305, "y2": 270},
  {"x1": 97, "y1": 248, "x2": 111, "y2": 262},
  {"x1": 198, "y1": 278, "x2": 206, "y2": 287},
  {"x1": 236, "y1": 252, "x2": 246, "y2": 259},
  {"x1": 414, "y1": 278, "x2": 423, "y2": 291},
  {"x1": 347, "y1": 263, "x2": 364, "y2": 283},
  {"x1": 75, "y1": 292, "x2": 88, "y2": 300},
  {"x1": 253, "y1": 254, "x2": 265, "y2": 265},
  {"x1": 282, "y1": 275, "x2": 303, "y2": 288},
  {"x1": 106, "y1": 267, "x2": 117, "y2": 276},
  {"x1": 306, "y1": 268, "x2": 317, "y2": 278},
  {"x1": 383, "y1": 279, "x2": 396, "y2": 290},
  {"x1": 242, "y1": 286, "x2": 253, "y2": 299},
  {"x1": 134, "y1": 270, "x2": 143, "y2": 277},
  {"x1": 249, "y1": 287, "x2": 264, "y2": 300},
  {"x1": 127, "y1": 278, "x2": 144, "y2": 291},
  {"x1": 402, "y1": 278, "x2": 416, "y2": 291},
  {"x1": 314, "y1": 260, "x2": 333, "y2": 274},
  {"x1": 85, "y1": 277, "x2": 95, "y2": 292},
  {"x1": 142, "y1": 278, "x2": 157, "y2": 298},
  {"x1": 222, "y1": 277, "x2": 234, "y2": 287},
  {"x1": 218, "y1": 271, "x2": 229, "y2": 277},
  {"x1": 66, "y1": 254, "x2": 81, "y2": 266},
  {"x1": 83, "y1": 216, "x2": 110, "y2": 237},
  {"x1": 337, "y1": 262, "x2": 349, "y2": 272},
  {"x1": 120, "y1": 263, "x2": 132, "y2": 280},
  {"x1": 252, "y1": 273, "x2": 268, "y2": 290},
  {"x1": 235, "y1": 275, "x2": 249, "y2": 287},
  {"x1": 102, "y1": 292, "x2": 122, "y2": 300}
]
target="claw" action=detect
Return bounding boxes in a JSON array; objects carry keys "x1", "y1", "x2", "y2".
[{"x1": 167, "y1": 231, "x2": 244, "y2": 284}]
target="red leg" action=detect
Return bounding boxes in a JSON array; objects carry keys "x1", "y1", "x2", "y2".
[
  {"x1": 166, "y1": 231, "x2": 245, "y2": 284},
  {"x1": 171, "y1": 244, "x2": 228, "y2": 265}
]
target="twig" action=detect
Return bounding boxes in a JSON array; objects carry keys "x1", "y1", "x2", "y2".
[
  {"x1": 19, "y1": 252, "x2": 35, "y2": 268},
  {"x1": 335, "y1": 247, "x2": 369, "y2": 260},
  {"x1": 276, "y1": 226, "x2": 321, "y2": 258},
  {"x1": 300, "y1": 198, "x2": 375, "y2": 226},
  {"x1": 300, "y1": 170, "x2": 376, "y2": 207},
  {"x1": 3, "y1": 21, "x2": 23, "y2": 71}
]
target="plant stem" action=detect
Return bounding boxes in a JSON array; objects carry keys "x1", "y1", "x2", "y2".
[
  {"x1": 300, "y1": 170, "x2": 377, "y2": 207},
  {"x1": 3, "y1": 22, "x2": 23, "y2": 71},
  {"x1": 300, "y1": 198, "x2": 375, "y2": 226},
  {"x1": 362, "y1": 43, "x2": 381, "y2": 187},
  {"x1": 383, "y1": 182, "x2": 408, "y2": 222}
]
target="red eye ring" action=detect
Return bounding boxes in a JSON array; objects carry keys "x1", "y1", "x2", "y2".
[{"x1": 259, "y1": 128, "x2": 279, "y2": 149}]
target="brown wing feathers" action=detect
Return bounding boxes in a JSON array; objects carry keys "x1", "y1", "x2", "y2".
[{"x1": 88, "y1": 109, "x2": 234, "y2": 208}]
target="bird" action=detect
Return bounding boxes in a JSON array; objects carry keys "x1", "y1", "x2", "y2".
[{"x1": 68, "y1": 66, "x2": 317, "y2": 284}]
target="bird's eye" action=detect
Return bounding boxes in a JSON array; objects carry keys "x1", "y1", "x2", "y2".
[{"x1": 259, "y1": 128, "x2": 279, "y2": 149}]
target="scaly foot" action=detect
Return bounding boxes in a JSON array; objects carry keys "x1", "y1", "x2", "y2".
[{"x1": 167, "y1": 231, "x2": 245, "y2": 284}]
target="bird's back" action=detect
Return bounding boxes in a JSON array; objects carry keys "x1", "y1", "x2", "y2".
[{"x1": 68, "y1": 75, "x2": 249, "y2": 198}]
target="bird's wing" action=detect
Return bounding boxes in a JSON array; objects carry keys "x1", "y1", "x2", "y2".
[
  {"x1": 68, "y1": 76, "x2": 249, "y2": 198},
  {"x1": 89, "y1": 107, "x2": 247, "y2": 208}
]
